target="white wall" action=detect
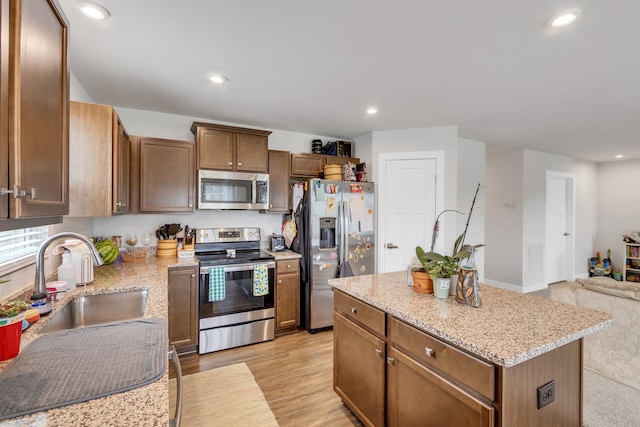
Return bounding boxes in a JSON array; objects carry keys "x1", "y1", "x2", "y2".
[
  {"x1": 485, "y1": 150, "x2": 524, "y2": 287},
  {"x1": 485, "y1": 148, "x2": 598, "y2": 292},
  {"x1": 596, "y1": 159, "x2": 640, "y2": 272}
]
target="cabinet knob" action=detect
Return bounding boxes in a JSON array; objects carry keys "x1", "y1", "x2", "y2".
[
  {"x1": 228, "y1": 162, "x2": 233, "y2": 166},
  {"x1": 375, "y1": 348, "x2": 382, "y2": 357},
  {"x1": 13, "y1": 185, "x2": 36, "y2": 199},
  {"x1": 191, "y1": 274, "x2": 195, "y2": 278},
  {"x1": 189, "y1": 203, "x2": 193, "y2": 208},
  {"x1": 278, "y1": 280, "x2": 282, "y2": 284},
  {"x1": 0, "y1": 187, "x2": 13, "y2": 196},
  {"x1": 425, "y1": 347, "x2": 434, "y2": 358},
  {"x1": 286, "y1": 264, "x2": 291, "y2": 268},
  {"x1": 350, "y1": 306, "x2": 357, "y2": 314},
  {"x1": 238, "y1": 162, "x2": 242, "y2": 166},
  {"x1": 387, "y1": 356, "x2": 395, "y2": 364}
]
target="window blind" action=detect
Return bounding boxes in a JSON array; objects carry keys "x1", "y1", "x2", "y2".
[{"x1": 0, "y1": 226, "x2": 49, "y2": 270}]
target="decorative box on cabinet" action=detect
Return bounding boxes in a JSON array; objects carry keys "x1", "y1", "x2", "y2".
[
  {"x1": 275, "y1": 259, "x2": 300, "y2": 333},
  {"x1": 129, "y1": 137, "x2": 195, "y2": 213},
  {"x1": 190, "y1": 122, "x2": 271, "y2": 172},
  {"x1": 68, "y1": 101, "x2": 130, "y2": 216},
  {"x1": 168, "y1": 266, "x2": 198, "y2": 354},
  {"x1": 1, "y1": 0, "x2": 69, "y2": 229}
]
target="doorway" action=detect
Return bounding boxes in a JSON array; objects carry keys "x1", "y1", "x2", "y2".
[
  {"x1": 545, "y1": 171, "x2": 575, "y2": 284},
  {"x1": 378, "y1": 152, "x2": 444, "y2": 273}
]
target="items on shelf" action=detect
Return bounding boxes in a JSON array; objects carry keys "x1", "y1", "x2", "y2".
[{"x1": 589, "y1": 250, "x2": 612, "y2": 278}]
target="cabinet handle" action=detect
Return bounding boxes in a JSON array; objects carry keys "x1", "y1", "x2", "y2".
[
  {"x1": 350, "y1": 306, "x2": 357, "y2": 314},
  {"x1": 375, "y1": 348, "x2": 382, "y2": 357},
  {"x1": 0, "y1": 187, "x2": 13, "y2": 196},
  {"x1": 13, "y1": 185, "x2": 36, "y2": 199},
  {"x1": 387, "y1": 356, "x2": 395, "y2": 364},
  {"x1": 425, "y1": 347, "x2": 434, "y2": 358}
]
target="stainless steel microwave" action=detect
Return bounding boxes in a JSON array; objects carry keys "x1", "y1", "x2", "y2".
[{"x1": 198, "y1": 170, "x2": 269, "y2": 210}]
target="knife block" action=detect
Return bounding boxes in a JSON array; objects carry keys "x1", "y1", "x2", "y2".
[{"x1": 156, "y1": 239, "x2": 178, "y2": 257}]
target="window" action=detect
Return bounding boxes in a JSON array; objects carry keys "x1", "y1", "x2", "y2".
[{"x1": 0, "y1": 226, "x2": 49, "y2": 273}]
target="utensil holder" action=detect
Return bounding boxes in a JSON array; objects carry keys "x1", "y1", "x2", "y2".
[{"x1": 157, "y1": 239, "x2": 178, "y2": 257}]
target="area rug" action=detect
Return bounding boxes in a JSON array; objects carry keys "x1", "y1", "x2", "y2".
[
  {"x1": 169, "y1": 363, "x2": 279, "y2": 427},
  {"x1": 583, "y1": 368, "x2": 640, "y2": 427}
]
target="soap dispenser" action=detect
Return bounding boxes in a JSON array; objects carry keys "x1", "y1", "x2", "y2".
[{"x1": 57, "y1": 250, "x2": 76, "y2": 292}]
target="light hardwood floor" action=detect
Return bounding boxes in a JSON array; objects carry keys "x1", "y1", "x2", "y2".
[{"x1": 173, "y1": 330, "x2": 363, "y2": 427}]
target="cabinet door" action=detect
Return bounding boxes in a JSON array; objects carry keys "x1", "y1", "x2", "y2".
[
  {"x1": 290, "y1": 153, "x2": 326, "y2": 177},
  {"x1": 139, "y1": 137, "x2": 195, "y2": 212},
  {"x1": 334, "y1": 312, "x2": 385, "y2": 427},
  {"x1": 0, "y1": 0, "x2": 9, "y2": 219},
  {"x1": 197, "y1": 128, "x2": 234, "y2": 170},
  {"x1": 387, "y1": 347, "x2": 494, "y2": 427},
  {"x1": 236, "y1": 133, "x2": 268, "y2": 172},
  {"x1": 276, "y1": 273, "x2": 300, "y2": 329},
  {"x1": 9, "y1": 0, "x2": 69, "y2": 218},
  {"x1": 268, "y1": 150, "x2": 290, "y2": 212},
  {"x1": 168, "y1": 266, "x2": 198, "y2": 353},
  {"x1": 113, "y1": 113, "x2": 129, "y2": 214}
]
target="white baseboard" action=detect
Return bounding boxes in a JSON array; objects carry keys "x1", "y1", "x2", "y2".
[{"x1": 483, "y1": 278, "x2": 548, "y2": 294}]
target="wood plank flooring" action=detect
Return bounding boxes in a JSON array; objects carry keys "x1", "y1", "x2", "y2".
[{"x1": 172, "y1": 330, "x2": 363, "y2": 427}]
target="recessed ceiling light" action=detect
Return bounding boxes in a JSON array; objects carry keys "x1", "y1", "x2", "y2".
[
  {"x1": 208, "y1": 74, "x2": 228, "y2": 84},
  {"x1": 366, "y1": 108, "x2": 378, "y2": 115},
  {"x1": 615, "y1": 154, "x2": 624, "y2": 158},
  {"x1": 75, "y1": 1, "x2": 110, "y2": 20},
  {"x1": 546, "y1": 9, "x2": 581, "y2": 28}
]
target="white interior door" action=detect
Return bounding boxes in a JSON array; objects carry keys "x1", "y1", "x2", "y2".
[
  {"x1": 545, "y1": 172, "x2": 575, "y2": 284},
  {"x1": 378, "y1": 152, "x2": 443, "y2": 273}
]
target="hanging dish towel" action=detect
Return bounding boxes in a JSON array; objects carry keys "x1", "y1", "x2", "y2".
[
  {"x1": 208, "y1": 266, "x2": 226, "y2": 302},
  {"x1": 253, "y1": 264, "x2": 269, "y2": 297}
]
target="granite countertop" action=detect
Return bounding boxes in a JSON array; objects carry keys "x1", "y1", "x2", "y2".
[
  {"x1": 329, "y1": 271, "x2": 613, "y2": 368},
  {"x1": 0, "y1": 256, "x2": 197, "y2": 427},
  {"x1": 266, "y1": 249, "x2": 302, "y2": 260}
]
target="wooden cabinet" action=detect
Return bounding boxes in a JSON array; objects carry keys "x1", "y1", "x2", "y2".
[
  {"x1": 168, "y1": 266, "x2": 198, "y2": 354},
  {"x1": 190, "y1": 122, "x2": 271, "y2": 172},
  {"x1": 290, "y1": 153, "x2": 360, "y2": 178},
  {"x1": 624, "y1": 243, "x2": 640, "y2": 282},
  {"x1": 1, "y1": 0, "x2": 69, "y2": 229},
  {"x1": 275, "y1": 259, "x2": 300, "y2": 333},
  {"x1": 130, "y1": 137, "x2": 195, "y2": 213},
  {"x1": 268, "y1": 150, "x2": 290, "y2": 212},
  {"x1": 334, "y1": 289, "x2": 584, "y2": 426},
  {"x1": 68, "y1": 101, "x2": 130, "y2": 216},
  {"x1": 334, "y1": 291, "x2": 386, "y2": 427},
  {"x1": 386, "y1": 347, "x2": 494, "y2": 427}
]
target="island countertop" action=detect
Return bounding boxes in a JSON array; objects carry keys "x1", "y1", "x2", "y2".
[
  {"x1": 0, "y1": 256, "x2": 198, "y2": 427},
  {"x1": 329, "y1": 271, "x2": 613, "y2": 367}
]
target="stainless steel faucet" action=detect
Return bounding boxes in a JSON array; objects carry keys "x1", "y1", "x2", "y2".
[{"x1": 32, "y1": 232, "x2": 104, "y2": 300}]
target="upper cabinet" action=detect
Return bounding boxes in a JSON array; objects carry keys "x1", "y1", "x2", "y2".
[
  {"x1": 130, "y1": 137, "x2": 195, "y2": 213},
  {"x1": 68, "y1": 101, "x2": 130, "y2": 217},
  {"x1": 290, "y1": 153, "x2": 360, "y2": 178},
  {"x1": 191, "y1": 122, "x2": 271, "y2": 173},
  {"x1": 267, "y1": 150, "x2": 290, "y2": 213},
  {"x1": 1, "y1": 0, "x2": 69, "y2": 229}
]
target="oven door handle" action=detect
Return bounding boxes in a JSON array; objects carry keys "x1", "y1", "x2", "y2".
[{"x1": 200, "y1": 261, "x2": 276, "y2": 275}]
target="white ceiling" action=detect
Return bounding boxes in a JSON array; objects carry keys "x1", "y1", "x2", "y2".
[{"x1": 58, "y1": 0, "x2": 640, "y2": 163}]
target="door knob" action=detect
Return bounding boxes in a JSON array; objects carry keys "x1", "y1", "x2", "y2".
[
  {"x1": 563, "y1": 232, "x2": 570, "y2": 236},
  {"x1": 386, "y1": 243, "x2": 398, "y2": 249}
]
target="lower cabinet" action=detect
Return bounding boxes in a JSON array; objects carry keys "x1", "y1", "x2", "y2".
[
  {"x1": 168, "y1": 266, "x2": 198, "y2": 354},
  {"x1": 275, "y1": 259, "x2": 300, "y2": 333},
  {"x1": 386, "y1": 347, "x2": 494, "y2": 427},
  {"x1": 334, "y1": 313, "x2": 386, "y2": 427}
]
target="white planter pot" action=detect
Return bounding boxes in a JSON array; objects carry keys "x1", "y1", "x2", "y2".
[{"x1": 433, "y1": 277, "x2": 451, "y2": 299}]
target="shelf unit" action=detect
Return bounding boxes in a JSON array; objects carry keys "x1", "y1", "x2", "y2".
[{"x1": 624, "y1": 243, "x2": 640, "y2": 282}]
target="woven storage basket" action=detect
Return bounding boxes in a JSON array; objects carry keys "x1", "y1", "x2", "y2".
[
  {"x1": 324, "y1": 164, "x2": 342, "y2": 180},
  {"x1": 156, "y1": 239, "x2": 177, "y2": 257}
]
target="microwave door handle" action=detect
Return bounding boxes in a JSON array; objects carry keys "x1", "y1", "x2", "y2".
[{"x1": 252, "y1": 180, "x2": 257, "y2": 204}]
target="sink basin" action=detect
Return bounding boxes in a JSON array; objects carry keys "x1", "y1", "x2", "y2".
[{"x1": 38, "y1": 290, "x2": 149, "y2": 334}]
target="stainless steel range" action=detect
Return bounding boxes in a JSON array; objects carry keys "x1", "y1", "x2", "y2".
[{"x1": 195, "y1": 227, "x2": 276, "y2": 354}]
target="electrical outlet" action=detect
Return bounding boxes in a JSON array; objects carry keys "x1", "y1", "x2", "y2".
[{"x1": 537, "y1": 380, "x2": 555, "y2": 409}]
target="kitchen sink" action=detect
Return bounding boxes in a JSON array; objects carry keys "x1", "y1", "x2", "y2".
[{"x1": 38, "y1": 290, "x2": 149, "y2": 334}]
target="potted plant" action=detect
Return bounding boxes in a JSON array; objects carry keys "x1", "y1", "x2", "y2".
[
  {"x1": 427, "y1": 256, "x2": 459, "y2": 299},
  {"x1": 411, "y1": 251, "x2": 436, "y2": 294},
  {"x1": 0, "y1": 299, "x2": 27, "y2": 361}
]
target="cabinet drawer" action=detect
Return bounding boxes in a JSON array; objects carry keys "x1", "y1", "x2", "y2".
[
  {"x1": 388, "y1": 317, "x2": 495, "y2": 401},
  {"x1": 276, "y1": 260, "x2": 299, "y2": 274},
  {"x1": 334, "y1": 291, "x2": 385, "y2": 338}
]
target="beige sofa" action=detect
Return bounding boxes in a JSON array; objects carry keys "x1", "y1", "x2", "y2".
[{"x1": 550, "y1": 277, "x2": 640, "y2": 391}]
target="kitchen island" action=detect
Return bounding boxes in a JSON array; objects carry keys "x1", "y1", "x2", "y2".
[
  {"x1": 329, "y1": 271, "x2": 613, "y2": 427},
  {"x1": 0, "y1": 256, "x2": 197, "y2": 427}
]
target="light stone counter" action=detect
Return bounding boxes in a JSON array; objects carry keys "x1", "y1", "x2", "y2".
[
  {"x1": 329, "y1": 271, "x2": 613, "y2": 367},
  {"x1": 266, "y1": 249, "x2": 302, "y2": 260},
  {"x1": 0, "y1": 256, "x2": 197, "y2": 427}
]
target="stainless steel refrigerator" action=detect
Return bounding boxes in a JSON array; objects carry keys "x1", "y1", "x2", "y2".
[{"x1": 302, "y1": 179, "x2": 375, "y2": 332}]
